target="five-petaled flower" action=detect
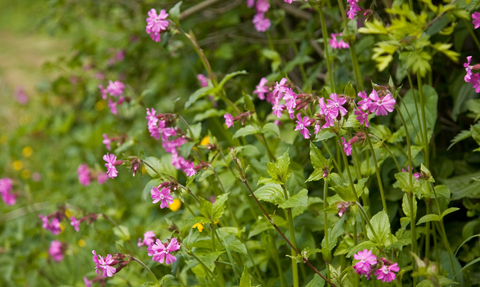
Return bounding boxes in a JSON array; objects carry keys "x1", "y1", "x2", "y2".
[
  {"x1": 148, "y1": 238, "x2": 181, "y2": 264},
  {"x1": 70, "y1": 216, "x2": 80, "y2": 232},
  {"x1": 103, "y1": 153, "x2": 120, "y2": 179},
  {"x1": 224, "y1": 113, "x2": 234, "y2": 128},
  {"x1": 146, "y1": 9, "x2": 169, "y2": 42},
  {"x1": 368, "y1": 90, "x2": 395, "y2": 116},
  {"x1": 353, "y1": 249, "x2": 377, "y2": 275},
  {"x1": 295, "y1": 113, "x2": 312, "y2": 139},
  {"x1": 341, "y1": 137, "x2": 352, "y2": 156},
  {"x1": 375, "y1": 261, "x2": 400, "y2": 283},
  {"x1": 151, "y1": 186, "x2": 174, "y2": 209}
]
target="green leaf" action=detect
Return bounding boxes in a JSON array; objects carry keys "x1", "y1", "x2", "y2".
[
  {"x1": 441, "y1": 207, "x2": 460, "y2": 218},
  {"x1": 232, "y1": 125, "x2": 260, "y2": 139},
  {"x1": 416, "y1": 214, "x2": 441, "y2": 225},
  {"x1": 346, "y1": 241, "x2": 376, "y2": 257},
  {"x1": 305, "y1": 273, "x2": 326, "y2": 287},
  {"x1": 143, "y1": 156, "x2": 176, "y2": 181},
  {"x1": 262, "y1": 123, "x2": 280, "y2": 137},
  {"x1": 212, "y1": 193, "x2": 230, "y2": 222},
  {"x1": 115, "y1": 241, "x2": 130, "y2": 255},
  {"x1": 183, "y1": 228, "x2": 201, "y2": 250},
  {"x1": 193, "y1": 109, "x2": 226, "y2": 123},
  {"x1": 243, "y1": 92, "x2": 256, "y2": 112},
  {"x1": 262, "y1": 49, "x2": 281, "y2": 72},
  {"x1": 168, "y1": 1, "x2": 182, "y2": 24},
  {"x1": 333, "y1": 186, "x2": 356, "y2": 202},
  {"x1": 401, "y1": 51, "x2": 432, "y2": 77},
  {"x1": 239, "y1": 267, "x2": 251, "y2": 287},
  {"x1": 358, "y1": 18, "x2": 388, "y2": 34},
  {"x1": 402, "y1": 193, "x2": 417, "y2": 218},
  {"x1": 314, "y1": 129, "x2": 336, "y2": 142},
  {"x1": 185, "y1": 87, "x2": 214, "y2": 109},
  {"x1": 218, "y1": 70, "x2": 248, "y2": 89},
  {"x1": 199, "y1": 197, "x2": 214, "y2": 221},
  {"x1": 306, "y1": 169, "x2": 326, "y2": 182},
  {"x1": 140, "y1": 282, "x2": 159, "y2": 287},
  {"x1": 344, "y1": 82, "x2": 356, "y2": 98},
  {"x1": 254, "y1": 184, "x2": 285, "y2": 205},
  {"x1": 279, "y1": 189, "x2": 308, "y2": 209},
  {"x1": 113, "y1": 225, "x2": 131, "y2": 241},
  {"x1": 367, "y1": 211, "x2": 391, "y2": 245},
  {"x1": 159, "y1": 274, "x2": 175, "y2": 285},
  {"x1": 276, "y1": 150, "x2": 291, "y2": 183},
  {"x1": 310, "y1": 142, "x2": 328, "y2": 169},
  {"x1": 448, "y1": 129, "x2": 472, "y2": 150}
]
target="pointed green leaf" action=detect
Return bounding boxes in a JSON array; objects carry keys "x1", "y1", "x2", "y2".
[
  {"x1": 212, "y1": 193, "x2": 230, "y2": 222},
  {"x1": 254, "y1": 184, "x2": 285, "y2": 205},
  {"x1": 239, "y1": 267, "x2": 251, "y2": 287},
  {"x1": 233, "y1": 125, "x2": 260, "y2": 139},
  {"x1": 416, "y1": 214, "x2": 441, "y2": 225},
  {"x1": 262, "y1": 122, "x2": 280, "y2": 137},
  {"x1": 279, "y1": 189, "x2": 308, "y2": 209}
]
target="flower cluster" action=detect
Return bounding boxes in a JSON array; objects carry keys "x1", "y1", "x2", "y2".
[
  {"x1": 248, "y1": 0, "x2": 271, "y2": 32},
  {"x1": 39, "y1": 212, "x2": 63, "y2": 235},
  {"x1": 103, "y1": 153, "x2": 123, "y2": 179},
  {"x1": 99, "y1": 80, "x2": 126, "y2": 115},
  {"x1": 0, "y1": 178, "x2": 16, "y2": 205},
  {"x1": 464, "y1": 56, "x2": 480, "y2": 93},
  {"x1": 329, "y1": 33, "x2": 349, "y2": 49},
  {"x1": 49, "y1": 240, "x2": 66, "y2": 262},
  {"x1": 146, "y1": 108, "x2": 197, "y2": 177},
  {"x1": 92, "y1": 251, "x2": 129, "y2": 278},
  {"x1": 138, "y1": 231, "x2": 156, "y2": 248},
  {"x1": 146, "y1": 9, "x2": 169, "y2": 42},
  {"x1": 147, "y1": 238, "x2": 181, "y2": 265},
  {"x1": 255, "y1": 78, "x2": 396, "y2": 141},
  {"x1": 353, "y1": 249, "x2": 400, "y2": 282},
  {"x1": 77, "y1": 164, "x2": 108, "y2": 186},
  {"x1": 347, "y1": 0, "x2": 362, "y2": 19},
  {"x1": 151, "y1": 182, "x2": 175, "y2": 209}
]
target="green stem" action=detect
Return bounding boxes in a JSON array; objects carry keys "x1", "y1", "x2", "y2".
[
  {"x1": 425, "y1": 200, "x2": 431, "y2": 259},
  {"x1": 364, "y1": 128, "x2": 387, "y2": 212},
  {"x1": 463, "y1": 19, "x2": 480, "y2": 51},
  {"x1": 417, "y1": 74, "x2": 429, "y2": 168},
  {"x1": 323, "y1": 179, "x2": 330, "y2": 266},
  {"x1": 336, "y1": 0, "x2": 363, "y2": 91},
  {"x1": 132, "y1": 257, "x2": 159, "y2": 284},
  {"x1": 211, "y1": 166, "x2": 240, "y2": 228},
  {"x1": 282, "y1": 185, "x2": 299, "y2": 287},
  {"x1": 407, "y1": 192, "x2": 417, "y2": 285},
  {"x1": 270, "y1": 230, "x2": 287, "y2": 287},
  {"x1": 317, "y1": 4, "x2": 335, "y2": 91},
  {"x1": 368, "y1": 134, "x2": 401, "y2": 172},
  {"x1": 406, "y1": 73, "x2": 424, "y2": 143},
  {"x1": 321, "y1": 140, "x2": 343, "y2": 180},
  {"x1": 351, "y1": 145, "x2": 362, "y2": 180},
  {"x1": 336, "y1": 134, "x2": 359, "y2": 202},
  {"x1": 395, "y1": 107, "x2": 414, "y2": 184},
  {"x1": 356, "y1": 202, "x2": 381, "y2": 245}
]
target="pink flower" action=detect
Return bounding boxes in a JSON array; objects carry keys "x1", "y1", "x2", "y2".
[
  {"x1": 273, "y1": 78, "x2": 288, "y2": 98},
  {"x1": 471, "y1": 73, "x2": 480, "y2": 93},
  {"x1": 465, "y1": 56, "x2": 473, "y2": 83},
  {"x1": 138, "y1": 231, "x2": 156, "y2": 247},
  {"x1": 353, "y1": 249, "x2": 377, "y2": 275},
  {"x1": 84, "y1": 277, "x2": 92, "y2": 287},
  {"x1": 224, "y1": 113, "x2": 234, "y2": 128},
  {"x1": 283, "y1": 88, "x2": 297, "y2": 114},
  {"x1": 272, "y1": 102, "x2": 285, "y2": 118},
  {"x1": 39, "y1": 214, "x2": 61, "y2": 234},
  {"x1": 151, "y1": 186, "x2": 174, "y2": 208},
  {"x1": 375, "y1": 262, "x2": 399, "y2": 282},
  {"x1": 92, "y1": 250, "x2": 101, "y2": 274},
  {"x1": 15, "y1": 86, "x2": 29, "y2": 105},
  {"x1": 253, "y1": 77, "x2": 269, "y2": 100},
  {"x1": 71, "y1": 216, "x2": 80, "y2": 232},
  {"x1": 106, "y1": 81, "x2": 125, "y2": 97},
  {"x1": 357, "y1": 91, "x2": 371, "y2": 110},
  {"x1": 341, "y1": 137, "x2": 352, "y2": 156},
  {"x1": 0, "y1": 178, "x2": 15, "y2": 205},
  {"x1": 329, "y1": 33, "x2": 349, "y2": 49},
  {"x1": 1, "y1": 192, "x2": 16, "y2": 205},
  {"x1": 295, "y1": 113, "x2": 312, "y2": 139},
  {"x1": 253, "y1": 13, "x2": 271, "y2": 32},
  {"x1": 182, "y1": 161, "x2": 197, "y2": 177},
  {"x1": 77, "y1": 164, "x2": 91, "y2": 186},
  {"x1": 347, "y1": 0, "x2": 362, "y2": 19},
  {"x1": 146, "y1": 108, "x2": 159, "y2": 126},
  {"x1": 103, "y1": 134, "x2": 112, "y2": 150},
  {"x1": 368, "y1": 90, "x2": 395, "y2": 116},
  {"x1": 326, "y1": 93, "x2": 348, "y2": 118},
  {"x1": 354, "y1": 109, "x2": 369, "y2": 127},
  {"x1": 473, "y1": 12, "x2": 480, "y2": 29},
  {"x1": 148, "y1": 238, "x2": 181, "y2": 264},
  {"x1": 146, "y1": 9, "x2": 169, "y2": 34},
  {"x1": 103, "y1": 153, "x2": 119, "y2": 179},
  {"x1": 402, "y1": 167, "x2": 421, "y2": 182},
  {"x1": 247, "y1": 0, "x2": 255, "y2": 8},
  {"x1": 197, "y1": 74, "x2": 209, "y2": 87},
  {"x1": 108, "y1": 99, "x2": 117, "y2": 115},
  {"x1": 98, "y1": 254, "x2": 117, "y2": 277},
  {"x1": 49, "y1": 241, "x2": 65, "y2": 262},
  {"x1": 97, "y1": 173, "x2": 109, "y2": 184},
  {"x1": 256, "y1": 0, "x2": 270, "y2": 13}
]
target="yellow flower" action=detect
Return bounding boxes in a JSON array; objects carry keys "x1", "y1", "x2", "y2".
[
  {"x1": 20, "y1": 169, "x2": 31, "y2": 179},
  {"x1": 22, "y1": 146, "x2": 33, "y2": 158},
  {"x1": 169, "y1": 198, "x2": 182, "y2": 212},
  {"x1": 142, "y1": 165, "x2": 147, "y2": 174},
  {"x1": 64, "y1": 209, "x2": 72, "y2": 219},
  {"x1": 94, "y1": 100, "x2": 106, "y2": 111},
  {"x1": 13, "y1": 161, "x2": 23, "y2": 171},
  {"x1": 78, "y1": 239, "x2": 86, "y2": 247},
  {"x1": 200, "y1": 135, "x2": 210, "y2": 145},
  {"x1": 60, "y1": 222, "x2": 66, "y2": 233},
  {"x1": 214, "y1": 220, "x2": 219, "y2": 225},
  {"x1": 192, "y1": 223, "x2": 204, "y2": 232}
]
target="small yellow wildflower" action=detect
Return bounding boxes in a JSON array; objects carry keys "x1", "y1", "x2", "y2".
[
  {"x1": 64, "y1": 209, "x2": 72, "y2": 219},
  {"x1": 20, "y1": 169, "x2": 31, "y2": 179},
  {"x1": 78, "y1": 239, "x2": 86, "y2": 247},
  {"x1": 95, "y1": 100, "x2": 106, "y2": 111},
  {"x1": 13, "y1": 161, "x2": 23, "y2": 171},
  {"x1": 169, "y1": 198, "x2": 182, "y2": 212},
  {"x1": 22, "y1": 146, "x2": 33, "y2": 158},
  {"x1": 200, "y1": 135, "x2": 210, "y2": 145},
  {"x1": 192, "y1": 223, "x2": 204, "y2": 232}
]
